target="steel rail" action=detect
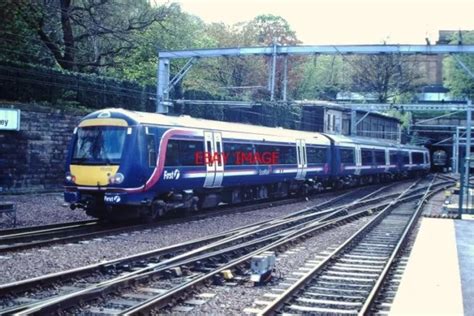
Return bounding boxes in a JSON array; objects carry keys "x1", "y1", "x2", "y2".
[
  {"x1": 120, "y1": 205, "x2": 395, "y2": 314},
  {"x1": 101, "y1": 183, "x2": 445, "y2": 314},
  {"x1": 0, "y1": 186, "x2": 366, "y2": 253},
  {"x1": 0, "y1": 220, "x2": 98, "y2": 237},
  {"x1": 257, "y1": 179, "x2": 423, "y2": 315},
  {"x1": 358, "y1": 178, "x2": 436, "y2": 315},
  {"x1": 0, "y1": 184, "x2": 392, "y2": 312},
  {"x1": 9, "y1": 184, "x2": 407, "y2": 315},
  {"x1": 121, "y1": 182, "x2": 431, "y2": 315},
  {"x1": 0, "y1": 183, "x2": 387, "y2": 254},
  {"x1": 258, "y1": 178, "x2": 451, "y2": 315},
  {"x1": 3, "y1": 179, "x2": 449, "y2": 314}
]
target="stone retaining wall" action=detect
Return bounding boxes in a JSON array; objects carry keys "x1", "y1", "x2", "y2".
[{"x1": 0, "y1": 103, "x2": 85, "y2": 193}]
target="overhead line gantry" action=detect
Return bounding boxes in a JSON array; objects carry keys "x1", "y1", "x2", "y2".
[{"x1": 157, "y1": 44, "x2": 474, "y2": 113}]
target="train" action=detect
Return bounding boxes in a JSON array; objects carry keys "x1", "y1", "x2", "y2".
[
  {"x1": 432, "y1": 149, "x2": 448, "y2": 171},
  {"x1": 64, "y1": 108, "x2": 430, "y2": 220}
]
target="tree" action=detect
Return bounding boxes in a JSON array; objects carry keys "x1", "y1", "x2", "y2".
[
  {"x1": 157, "y1": 15, "x2": 303, "y2": 101},
  {"x1": 6, "y1": 0, "x2": 178, "y2": 71},
  {"x1": 350, "y1": 54, "x2": 422, "y2": 103},
  {"x1": 294, "y1": 55, "x2": 350, "y2": 100},
  {"x1": 108, "y1": 10, "x2": 212, "y2": 87},
  {"x1": 0, "y1": 0, "x2": 55, "y2": 66},
  {"x1": 443, "y1": 31, "x2": 474, "y2": 100},
  {"x1": 240, "y1": 14, "x2": 299, "y2": 46}
]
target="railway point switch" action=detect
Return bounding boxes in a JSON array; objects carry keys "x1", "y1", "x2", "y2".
[{"x1": 250, "y1": 251, "x2": 276, "y2": 285}]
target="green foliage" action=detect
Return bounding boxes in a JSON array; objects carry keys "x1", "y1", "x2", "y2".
[
  {"x1": 241, "y1": 15, "x2": 299, "y2": 45},
  {"x1": 2, "y1": 1, "x2": 418, "y2": 132},
  {"x1": 107, "y1": 8, "x2": 212, "y2": 86},
  {"x1": 294, "y1": 56, "x2": 350, "y2": 100},
  {"x1": 386, "y1": 109, "x2": 412, "y2": 129},
  {"x1": 0, "y1": 0, "x2": 55, "y2": 66},
  {"x1": 350, "y1": 55, "x2": 422, "y2": 103},
  {"x1": 443, "y1": 31, "x2": 474, "y2": 99},
  {"x1": 0, "y1": 60, "x2": 152, "y2": 110}
]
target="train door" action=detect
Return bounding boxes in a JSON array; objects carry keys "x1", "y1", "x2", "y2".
[
  {"x1": 213, "y1": 133, "x2": 224, "y2": 186},
  {"x1": 203, "y1": 131, "x2": 224, "y2": 188},
  {"x1": 408, "y1": 151, "x2": 413, "y2": 170},
  {"x1": 355, "y1": 145, "x2": 362, "y2": 175},
  {"x1": 296, "y1": 139, "x2": 307, "y2": 179}
]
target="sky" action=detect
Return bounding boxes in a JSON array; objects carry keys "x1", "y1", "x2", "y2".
[{"x1": 153, "y1": 0, "x2": 474, "y2": 45}]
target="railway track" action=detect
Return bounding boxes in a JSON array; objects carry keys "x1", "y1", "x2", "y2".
[
  {"x1": 0, "y1": 183, "x2": 391, "y2": 253},
  {"x1": 253, "y1": 176, "x2": 444, "y2": 315},
  {"x1": 0, "y1": 177, "x2": 452, "y2": 314}
]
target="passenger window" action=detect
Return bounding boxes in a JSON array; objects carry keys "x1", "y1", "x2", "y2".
[
  {"x1": 224, "y1": 143, "x2": 238, "y2": 165},
  {"x1": 206, "y1": 141, "x2": 213, "y2": 167},
  {"x1": 389, "y1": 151, "x2": 398, "y2": 165},
  {"x1": 374, "y1": 150, "x2": 385, "y2": 165},
  {"x1": 223, "y1": 142, "x2": 255, "y2": 165},
  {"x1": 307, "y1": 146, "x2": 327, "y2": 164},
  {"x1": 165, "y1": 139, "x2": 204, "y2": 166},
  {"x1": 361, "y1": 149, "x2": 373, "y2": 165},
  {"x1": 216, "y1": 141, "x2": 222, "y2": 166},
  {"x1": 165, "y1": 140, "x2": 180, "y2": 166},
  {"x1": 147, "y1": 135, "x2": 156, "y2": 167},
  {"x1": 340, "y1": 148, "x2": 355, "y2": 164},
  {"x1": 275, "y1": 146, "x2": 296, "y2": 164},
  {"x1": 402, "y1": 152, "x2": 410, "y2": 164},
  {"x1": 413, "y1": 152, "x2": 424, "y2": 164}
]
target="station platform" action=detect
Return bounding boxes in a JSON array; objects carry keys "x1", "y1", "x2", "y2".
[{"x1": 390, "y1": 217, "x2": 473, "y2": 315}]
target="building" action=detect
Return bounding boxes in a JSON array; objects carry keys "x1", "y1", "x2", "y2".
[
  {"x1": 298, "y1": 101, "x2": 345, "y2": 134},
  {"x1": 345, "y1": 110, "x2": 400, "y2": 141},
  {"x1": 298, "y1": 101, "x2": 401, "y2": 141}
]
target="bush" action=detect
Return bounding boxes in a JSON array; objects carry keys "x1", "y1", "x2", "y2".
[{"x1": 0, "y1": 60, "x2": 154, "y2": 111}]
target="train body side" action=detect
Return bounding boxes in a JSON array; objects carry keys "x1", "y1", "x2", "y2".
[{"x1": 64, "y1": 108, "x2": 430, "y2": 220}]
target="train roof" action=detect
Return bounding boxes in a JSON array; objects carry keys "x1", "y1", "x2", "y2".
[
  {"x1": 81, "y1": 108, "x2": 331, "y2": 145},
  {"x1": 327, "y1": 134, "x2": 427, "y2": 151},
  {"x1": 80, "y1": 109, "x2": 427, "y2": 151}
]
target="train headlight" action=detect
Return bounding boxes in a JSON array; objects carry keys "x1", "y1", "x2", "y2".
[
  {"x1": 109, "y1": 173, "x2": 125, "y2": 184},
  {"x1": 65, "y1": 172, "x2": 76, "y2": 183}
]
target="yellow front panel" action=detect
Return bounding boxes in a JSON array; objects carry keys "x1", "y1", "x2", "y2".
[{"x1": 70, "y1": 165, "x2": 119, "y2": 186}]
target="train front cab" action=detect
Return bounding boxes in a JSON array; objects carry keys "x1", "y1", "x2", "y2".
[{"x1": 64, "y1": 112, "x2": 158, "y2": 220}]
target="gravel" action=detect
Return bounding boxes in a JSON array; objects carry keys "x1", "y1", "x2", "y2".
[
  {"x1": 0, "y1": 192, "x2": 92, "y2": 228},
  {"x1": 0, "y1": 181, "x2": 412, "y2": 286},
  {"x1": 423, "y1": 189, "x2": 450, "y2": 216},
  {"x1": 0, "y1": 193, "x2": 342, "y2": 284},
  {"x1": 170, "y1": 213, "x2": 375, "y2": 315}
]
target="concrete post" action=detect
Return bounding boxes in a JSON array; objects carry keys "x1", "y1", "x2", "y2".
[
  {"x1": 157, "y1": 58, "x2": 170, "y2": 113},
  {"x1": 282, "y1": 55, "x2": 288, "y2": 102}
]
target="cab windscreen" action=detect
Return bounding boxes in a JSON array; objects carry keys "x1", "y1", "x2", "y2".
[{"x1": 72, "y1": 126, "x2": 126, "y2": 165}]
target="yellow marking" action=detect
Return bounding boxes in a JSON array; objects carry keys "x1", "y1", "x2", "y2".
[
  {"x1": 79, "y1": 118, "x2": 128, "y2": 127},
  {"x1": 70, "y1": 165, "x2": 119, "y2": 186}
]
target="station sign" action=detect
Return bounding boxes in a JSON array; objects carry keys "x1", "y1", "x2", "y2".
[{"x1": 0, "y1": 108, "x2": 20, "y2": 131}]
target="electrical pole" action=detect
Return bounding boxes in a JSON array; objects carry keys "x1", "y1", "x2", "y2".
[
  {"x1": 459, "y1": 99, "x2": 473, "y2": 217},
  {"x1": 270, "y1": 39, "x2": 277, "y2": 101}
]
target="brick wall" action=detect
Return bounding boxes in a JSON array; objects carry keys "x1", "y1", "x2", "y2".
[{"x1": 0, "y1": 103, "x2": 86, "y2": 193}]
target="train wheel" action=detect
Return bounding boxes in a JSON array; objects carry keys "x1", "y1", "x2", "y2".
[
  {"x1": 148, "y1": 199, "x2": 165, "y2": 221},
  {"x1": 184, "y1": 197, "x2": 200, "y2": 216},
  {"x1": 299, "y1": 184, "x2": 310, "y2": 197}
]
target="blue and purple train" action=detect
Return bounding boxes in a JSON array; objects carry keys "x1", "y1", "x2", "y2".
[{"x1": 64, "y1": 108, "x2": 430, "y2": 220}]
